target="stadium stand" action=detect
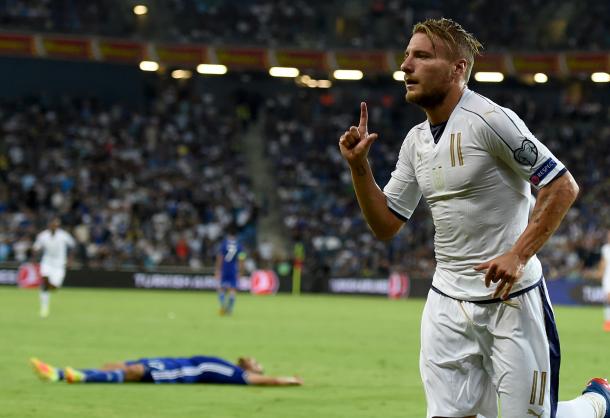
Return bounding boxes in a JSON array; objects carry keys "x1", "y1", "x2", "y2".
[
  {"x1": 260, "y1": 79, "x2": 610, "y2": 279},
  {"x1": 0, "y1": 1, "x2": 608, "y2": 285},
  {"x1": 0, "y1": 0, "x2": 133, "y2": 37},
  {"x1": 0, "y1": 0, "x2": 608, "y2": 50},
  {"x1": 0, "y1": 71, "x2": 607, "y2": 284},
  {"x1": 0, "y1": 83, "x2": 258, "y2": 269}
]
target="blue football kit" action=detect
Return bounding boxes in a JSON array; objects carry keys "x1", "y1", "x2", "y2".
[
  {"x1": 218, "y1": 238, "x2": 244, "y2": 288},
  {"x1": 125, "y1": 356, "x2": 248, "y2": 384}
]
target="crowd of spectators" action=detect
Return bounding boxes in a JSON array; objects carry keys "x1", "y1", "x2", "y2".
[
  {"x1": 0, "y1": 1, "x2": 608, "y2": 286},
  {"x1": 262, "y1": 79, "x2": 610, "y2": 280},
  {"x1": 262, "y1": 81, "x2": 432, "y2": 280},
  {"x1": 0, "y1": 0, "x2": 132, "y2": 37},
  {"x1": 1, "y1": 0, "x2": 608, "y2": 51},
  {"x1": 0, "y1": 83, "x2": 258, "y2": 270},
  {"x1": 0, "y1": 70, "x2": 608, "y2": 282}
]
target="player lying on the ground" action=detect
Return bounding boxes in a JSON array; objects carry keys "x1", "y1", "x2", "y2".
[{"x1": 31, "y1": 355, "x2": 303, "y2": 386}]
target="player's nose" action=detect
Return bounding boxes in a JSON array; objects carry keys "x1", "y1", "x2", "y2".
[
  {"x1": 400, "y1": 53, "x2": 415, "y2": 73},
  {"x1": 400, "y1": 60, "x2": 413, "y2": 75}
]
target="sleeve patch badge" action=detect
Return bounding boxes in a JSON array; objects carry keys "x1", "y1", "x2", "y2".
[
  {"x1": 530, "y1": 158, "x2": 557, "y2": 185},
  {"x1": 513, "y1": 139, "x2": 538, "y2": 166}
]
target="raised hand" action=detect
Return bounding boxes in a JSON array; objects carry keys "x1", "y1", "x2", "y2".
[{"x1": 338, "y1": 102, "x2": 379, "y2": 166}]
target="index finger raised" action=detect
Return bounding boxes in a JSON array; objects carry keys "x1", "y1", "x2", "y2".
[{"x1": 359, "y1": 102, "x2": 368, "y2": 131}]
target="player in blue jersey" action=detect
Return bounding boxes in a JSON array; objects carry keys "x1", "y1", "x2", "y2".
[
  {"x1": 215, "y1": 224, "x2": 246, "y2": 315},
  {"x1": 30, "y1": 355, "x2": 303, "y2": 386}
]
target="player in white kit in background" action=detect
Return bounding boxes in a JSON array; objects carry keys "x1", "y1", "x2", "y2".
[
  {"x1": 32, "y1": 217, "x2": 76, "y2": 318},
  {"x1": 597, "y1": 230, "x2": 610, "y2": 332},
  {"x1": 338, "y1": 18, "x2": 609, "y2": 418}
]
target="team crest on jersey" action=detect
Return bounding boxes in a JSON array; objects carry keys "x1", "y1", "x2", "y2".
[{"x1": 513, "y1": 139, "x2": 538, "y2": 167}]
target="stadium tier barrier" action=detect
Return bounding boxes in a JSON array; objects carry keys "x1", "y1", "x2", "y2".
[
  {"x1": 0, "y1": 264, "x2": 604, "y2": 306},
  {"x1": 0, "y1": 32, "x2": 609, "y2": 78}
]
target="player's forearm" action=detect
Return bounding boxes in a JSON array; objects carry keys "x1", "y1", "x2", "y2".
[
  {"x1": 511, "y1": 174, "x2": 579, "y2": 263},
  {"x1": 272, "y1": 376, "x2": 303, "y2": 386},
  {"x1": 350, "y1": 160, "x2": 402, "y2": 240},
  {"x1": 246, "y1": 373, "x2": 303, "y2": 386}
]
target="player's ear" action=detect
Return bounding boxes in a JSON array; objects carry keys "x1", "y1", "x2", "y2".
[{"x1": 454, "y1": 59, "x2": 467, "y2": 78}]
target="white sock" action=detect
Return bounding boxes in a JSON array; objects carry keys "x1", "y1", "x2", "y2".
[
  {"x1": 557, "y1": 393, "x2": 607, "y2": 418},
  {"x1": 604, "y1": 305, "x2": 610, "y2": 321},
  {"x1": 40, "y1": 291, "x2": 50, "y2": 310}
]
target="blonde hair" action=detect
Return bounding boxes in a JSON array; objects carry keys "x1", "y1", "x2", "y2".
[{"x1": 413, "y1": 18, "x2": 483, "y2": 83}]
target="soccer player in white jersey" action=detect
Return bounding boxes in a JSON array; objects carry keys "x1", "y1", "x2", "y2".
[
  {"x1": 596, "y1": 230, "x2": 610, "y2": 332},
  {"x1": 338, "y1": 18, "x2": 609, "y2": 418},
  {"x1": 32, "y1": 217, "x2": 76, "y2": 318}
]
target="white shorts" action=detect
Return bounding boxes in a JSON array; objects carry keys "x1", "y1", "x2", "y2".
[
  {"x1": 40, "y1": 263, "x2": 66, "y2": 288},
  {"x1": 420, "y1": 281, "x2": 560, "y2": 418}
]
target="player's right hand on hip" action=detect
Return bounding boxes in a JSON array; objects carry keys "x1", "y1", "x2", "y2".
[{"x1": 339, "y1": 102, "x2": 379, "y2": 166}]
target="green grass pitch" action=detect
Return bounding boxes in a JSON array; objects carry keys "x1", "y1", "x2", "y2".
[{"x1": 0, "y1": 286, "x2": 607, "y2": 417}]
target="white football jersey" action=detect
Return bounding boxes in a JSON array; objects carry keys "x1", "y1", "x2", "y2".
[
  {"x1": 602, "y1": 243, "x2": 610, "y2": 292},
  {"x1": 33, "y1": 229, "x2": 76, "y2": 268},
  {"x1": 384, "y1": 88, "x2": 566, "y2": 300}
]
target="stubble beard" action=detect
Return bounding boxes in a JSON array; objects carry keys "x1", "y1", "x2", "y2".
[{"x1": 405, "y1": 83, "x2": 451, "y2": 109}]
